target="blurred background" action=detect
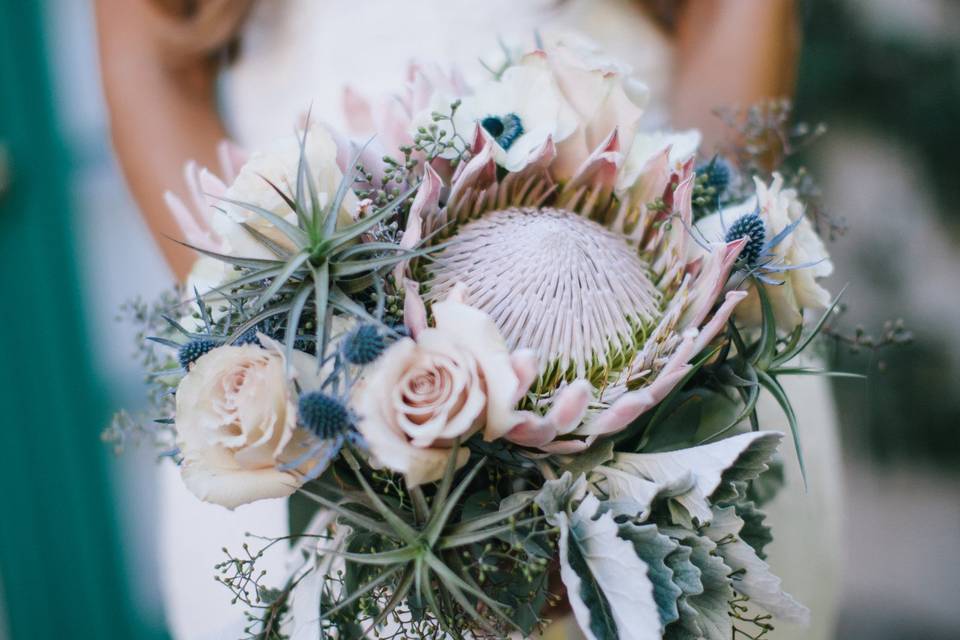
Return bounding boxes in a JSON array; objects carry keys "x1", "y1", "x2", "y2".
[{"x1": 0, "y1": 0, "x2": 957, "y2": 638}]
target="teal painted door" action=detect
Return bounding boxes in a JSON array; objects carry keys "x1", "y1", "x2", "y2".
[{"x1": 0, "y1": 2, "x2": 166, "y2": 638}]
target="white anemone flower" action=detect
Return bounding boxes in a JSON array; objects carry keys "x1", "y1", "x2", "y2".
[{"x1": 451, "y1": 60, "x2": 579, "y2": 172}]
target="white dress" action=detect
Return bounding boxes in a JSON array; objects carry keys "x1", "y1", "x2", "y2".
[{"x1": 159, "y1": 1, "x2": 843, "y2": 638}]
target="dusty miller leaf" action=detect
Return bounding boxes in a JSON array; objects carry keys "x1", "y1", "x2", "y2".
[
  {"x1": 559, "y1": 494, "x2": 663, "y2": 640},
  {"x1": 703, "y1": 505, "x2": 810, "y2": 624},
  {"x1": 598, "y1": 431, "x2": 782, "y2": 525}
]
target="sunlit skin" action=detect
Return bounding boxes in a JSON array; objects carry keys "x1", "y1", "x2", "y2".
[{"x1": 95, "y1": 0, "x2": 798, "y2": 280}]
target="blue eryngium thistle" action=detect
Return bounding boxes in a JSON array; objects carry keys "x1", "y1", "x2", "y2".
[
  {"x1": 726, "y1": 212, "x2": 767, "y2": 267},
  {"x1": 178, "y1": 338, "x2": 218, "y2": 369},
  {"x1": 697, "y1": 156, "x2": 732, "y2": 195},
  {"x1": 298, "y1": 392, "x2": 352, "y2": 439},
  {"x1": 481, "y1": 113, "x2": 524, "y2": 150},
  {"x1": 234, "y1": 327, "x2": 261, "y2": 346},
  {"x1": 342, "y1": 324, "x2": 385, "y2": 365}
]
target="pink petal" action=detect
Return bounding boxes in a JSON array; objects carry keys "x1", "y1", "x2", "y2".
[
  {"x1": 658, "y1": 328, "x2": 700, "y2": 379},
  {"x1": 523, "y1": 134, "x2": 558, "y2": 171},
  {"x1": 546, "y1": 380, "x2": 593, "y2": 435},
  {"x1": 583, "y1": 389, "x2": 655, "y2": 436},
  {"x1": 510, "y1": 349, "x2": 539, "y2": 403},
  {"x1": 505, "y1": 413, "x2": 559, "y2": 448},
  {"x1": 449, "y1": 134, "x2": 496, "y2": 202},
  {"x1": 563, "y1": 128, "x2": 622, "y2": 197},
  {"x1": 553, "y1": 127, "x2": 589, "y2": 181},
  {"x1": 342, "y1": 86, "x2": 376, "y2": 135},
  {"x1": 379, "y1": 96, "x2": 415, "y2": 152},
  {"x1": 539, "y1": 438, "x2": 593, "y2": 455},
  {"x1": 692, "y1": 290, "x2": 748, "y2": 353},
  {"x1": 403, "y1": 280, "x2": 427, "y2": 339},
  {"x1": 638, "y1": 145, "x2": 673, "y2": 202},
  {"x1": 216, "y1": 140, "x2": 248, "y2": 184},
  {"x1": 682, "y1": 238, "x2": 746, "y2": 330},
  {"x1": 580, "y1": 366, "x2": 689, "y2": 438},
  {"x1": 198, "y1": 169, "x2": 227, "y2": 222},
  {"x1": 164, "y1": 191, "x2": 216, "y2": 251},
  {"x1": 401, "y1": 163, "x2": 441, "y2": 250}
]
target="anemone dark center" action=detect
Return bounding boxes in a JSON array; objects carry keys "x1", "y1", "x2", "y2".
[
  {"x1": 480, "y1": 113, "x2": 524, "y2": 150},
  {"x1": 425, "y1": 207, "x2": 661, "y2": 381}
]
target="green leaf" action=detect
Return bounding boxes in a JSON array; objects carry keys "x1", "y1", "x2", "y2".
[
  {"x1": 261, "y1": 175, "x2": 306, "y2": 231},
  {"x1": 173, "y1": 239, "x2": 281, "y2": 270},
  {"x1": 771, "y1": 367, "x2": 865, "y2": 379},
  {"x1": 629, "y1": 344, "x2": 723, "y2": 450},
  {"x1": 225, "y1": 302, "x2": 293, "y2": 344},
  {"x1": 342, "y1": 452, "x2": 420, "y2": 545},
  {"x1": 333, "y1": 547, "x2": 418, "y2": 565},
  {"x1": 438, "y1": 515, "x2": 546, "y2": 550},
  {"x1": 287, "y1": 491, "x2": 321, "y2": 543},
  {"x1": 746, "y1": 457, "x2": 785, "y2": 507},
  {"x1": 448, "y1": 492, "x2": 534, "y2": 536},
  {"x1": 330, "y1": 249, "x2": 428, "y2": 279},
  {"x1": 425, "y1": 456, "x2": 487, "y2": 547},
  {"x1": 319, "y1": 565, "x2": 400, "y2": 622},
  {"x1": 371, "y1": 565, "x2": 415, "y2": 629},
  {"x1": 756, "y1": 369, "x2": 807, "y2": 488},
  {"x1": 209, "y1": 264, "x2": 287, "y2": 295},
  {"x1": 752, "y1": 281, "x2": 778, "y2": 369},
  {"x1": 310, "y1": 262, "x2": 330, "y2": 358},
  {"x1": 252, "y1": 249, "x2": 310, "y2": 310},
  {"x1": 240, "y1": 221, "x2": 293, "y2": 258},
  {"x1": 284, "y1": 281, "x2": 313, "y2": 364},
  {"x1": 296, "y1": 488, "x2": 396, "y2": 538},
  {"x1": 700, "y1": 367, "x2": 761, "y2": 446},
  {"x1": 328, "y1": 185, "x2": 416, "y2": 247},
  {"x1": 772, "y1": 284, "x2": 848, "y2": 367},
  {"x1": 217, "y1": 197, "x2": 310, "y2": 248},
  {"x1": 423, "y1": 552, "x2": 515, "y2": 633},
  {"x1": 559, "y1": 440, "x2": 615, "y2": 477},
  {"x1": 324, "y1": 144, "x2": 367, "y2": 237}
]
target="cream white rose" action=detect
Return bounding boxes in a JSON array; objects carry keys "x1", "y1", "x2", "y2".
[
  {"x1": 692, "y1": 173, "x2": 834, "y2": 330},
  {"x1": 535, "y1": 34, "x2": 648, "y2": 177},
  {"x1": 354, "y1": 300, "x2": 523, "y2": 486},
  {"x1": 175, "y1": 339, "x2": 321, "y2": 509},
  {"x1": 617, "y1": 128, "x2": 702, "y2": 194}
]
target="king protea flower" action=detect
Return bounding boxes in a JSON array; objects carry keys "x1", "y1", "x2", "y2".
[{"x1": 397, "y1": 125, "x2": 747, "y2": 454}]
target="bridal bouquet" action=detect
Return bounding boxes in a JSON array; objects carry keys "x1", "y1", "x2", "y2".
[{"x1": 114, "y1": 34, "x2": 846, "y2": 639}]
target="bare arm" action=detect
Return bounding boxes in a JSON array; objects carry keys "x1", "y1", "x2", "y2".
[
  {"x1": 672, "y1": 0, "x2": 800, "y2": 150},
  {"x1": 94, "y1": 0, "x2": 249, "y2": 280}
]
